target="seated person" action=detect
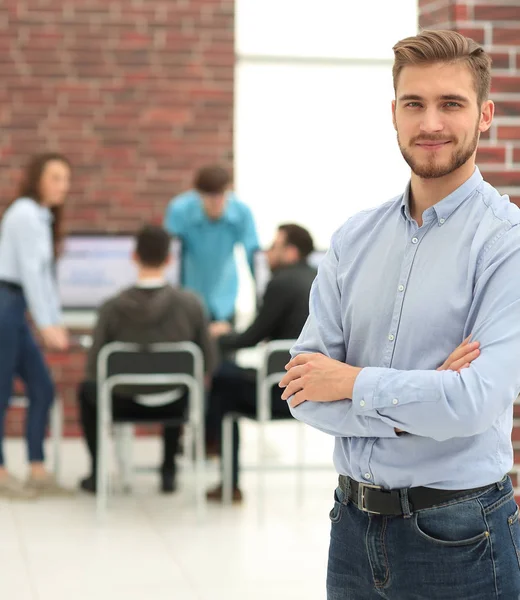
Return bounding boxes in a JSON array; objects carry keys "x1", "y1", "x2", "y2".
[
  {"x1": 206, "y1": 224, "x2": 316, "y2": 502},
  {"x1": 78, "y1": 225, "x2": 216, "y2": 494}
]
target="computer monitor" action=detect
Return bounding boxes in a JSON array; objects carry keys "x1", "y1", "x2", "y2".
[
  {"x1": 57, "y1": 233, "x2": 182, "y2": 310},
  {"x1": 253, "y1": 249, "x2": 326, "y2": 305}
]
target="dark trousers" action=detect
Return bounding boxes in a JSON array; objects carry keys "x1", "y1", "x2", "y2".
[
  {"x1": 0, "y1": 285, "x2": 54, "y2": 465},
  {"x1": 206, "y1": 361, "x2": 290, "y2": 487},
  {"x1": 78, "y1": 381, "x2": 188, "y2": 476}
]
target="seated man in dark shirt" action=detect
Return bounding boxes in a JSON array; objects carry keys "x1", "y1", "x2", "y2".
[
  {"x1": 78, "y1": 225, "x2": 216, "y2": 494},
  {"x1": 206, "y1": 224, "x2": 316, "y2": 502}
]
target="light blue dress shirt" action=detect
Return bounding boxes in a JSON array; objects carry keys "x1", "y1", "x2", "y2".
[
  {"x1": 0, "y1": 197, "x2": 62, "y2": 327},
  {"x1": 290, "y1": 167, "x2": 520, "y2": 490},
  {"x1": 164, "y1": 190, "x2": 259, "y2": 321}
]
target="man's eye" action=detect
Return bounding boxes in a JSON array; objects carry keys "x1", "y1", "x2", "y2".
[
  {"x1": 445, "y1": 102, "x2": 462, "y2": 108},
  {"x1": 406, "y1": 102, "x2": 421, "y2": 108}
]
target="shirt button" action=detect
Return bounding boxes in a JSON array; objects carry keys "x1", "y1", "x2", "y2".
[
  {"x1": 398, "y1": 285, "x2": 405, "y2": 292},
  {"x1": 360, "y1": 400, "x2": 366, "y2": 407},
  {"x1": 392, "y1": 398, "x2": 398, "y2": 405},
  {"x1": 412, "y1": 237, "x2": 418, "y2": 244},
  {"x1": 364, "y1": 473, "x2": 372, "y2": 480},
  {"x1": 439, "y1": 218, "x2": 446, "y2": 224},
  {"x1": 388, "y1": 334, "x2": 395, "y2": 341}
]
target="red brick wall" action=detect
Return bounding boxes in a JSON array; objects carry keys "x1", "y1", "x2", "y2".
[
  {"x1": 0, "y1": 0, "x2": 235, "y2": 230},
  {"x1": 2, "y1": 0, "x2": 234, "y2": 437},
  {"x1": 419, "y1": 0, "x2": 520, "y2": 494}
]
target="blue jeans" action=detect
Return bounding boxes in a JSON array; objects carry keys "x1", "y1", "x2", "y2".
[
  {"x1": 0, "y1": 285, "x2": 54, "y2": 464},
  {"x1": 327, "y1": 475, "x2": 520, "y2": 599}
]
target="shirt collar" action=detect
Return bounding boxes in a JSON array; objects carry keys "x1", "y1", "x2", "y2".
[
  {"x1": 192, "y1": 191, "x2": 241, "y2": 225},
  {"x1": 136, "y1": 278, "x2": 166, "y2": 289},
  {"x1": 400, "y1": 166, "x2": 483, "y2": 226}
]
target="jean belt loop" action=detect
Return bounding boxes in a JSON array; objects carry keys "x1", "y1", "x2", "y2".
[
  {"x1": 344, "y1": 477, "x2": 351, "y2": 505},
  {"x1": 399, "y1": 488, "x2": 412, "y2": 519}
]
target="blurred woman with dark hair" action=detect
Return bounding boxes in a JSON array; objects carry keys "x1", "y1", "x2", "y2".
[{"x1": 0, "y1": 153, "x2": 72, "y2": 498}]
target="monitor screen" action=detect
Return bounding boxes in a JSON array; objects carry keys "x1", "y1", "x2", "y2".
[
  {"x1": 57, "y1": 234, "x2": 182, "y2": 310},
  {"x1": 253, "y1": 249, "x2": 326, "y2": 305}
]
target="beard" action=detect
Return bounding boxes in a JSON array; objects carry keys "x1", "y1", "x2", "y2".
[{"x1": 398, "y1": 122, "x2": 480, "y2": 179}]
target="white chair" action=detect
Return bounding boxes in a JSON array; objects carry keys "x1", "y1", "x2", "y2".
[
  {"x1": 222, "y1": 340, "x2": 307, "y2": 514},
  {"x1": 96, "y1": 341, "x2": 206, "y2": 518},
  {"x1": 9, "y1": 395, "x2": 63, "y2": 480}
]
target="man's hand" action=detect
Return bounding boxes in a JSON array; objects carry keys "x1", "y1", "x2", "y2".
[
  {"x1": 209, "y1": 321, "x2": 232, "y2": 338},
  {"x1": 40, "y1": 326, "x2": 69, "y2": 351},
  {"x1": 279, "y1": 353, "x2": 361, "y2": 408},
  {"x1": 437, "y1": 335, "x2": 480, "y2": 372}
]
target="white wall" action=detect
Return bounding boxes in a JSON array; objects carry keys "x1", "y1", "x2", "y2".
[
  {"x1": 234, "y1": 0, "x2": 418, "y2": 321},
  {"x1": 236, "y1": 0, "x2": 418, "y2": 61}
]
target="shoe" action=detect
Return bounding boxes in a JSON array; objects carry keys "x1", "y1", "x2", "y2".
[
  {"x1": 0, "y1": 474, "x2": 37, "y2": 500},
  {"x1": 160, "y1": 469, "x2": 177, "y2": 494},
  {"x1": 79, "y1": 475, "x2": 96, "y2": 494},
  {"x1": 206, "y1": 484, "x2": 243, "y2": 504},
  {"x1": 26, "y1": 474, "x2": 75, "y2": 497}
]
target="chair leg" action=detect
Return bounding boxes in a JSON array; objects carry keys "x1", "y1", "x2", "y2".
[
  {"x1": 257, "y1": 421, "x2": 266, "y2": 523},
  {"x1": 114, "y1": 426, "x2": 123, "y2": 490},
  {"x1": 183, "y1": 424, "x2": 194, "y2": 469},
  {"x1": 222, "y1": 415, "x2": 234, "y2": 505},
  {"x1": 97, "y1": 408, "x2": 110, "y2": 518},
  {"x1": 296, "y1": 422, "x2": 306, "y2": 503},
  {"x1": 50, "y1": 397, "x2": 63, "y2": 482},
  {"x1": 194, "y1": 421, "x2": 206, "y2": 519},
  {"x1": 115, "y1": 424, "x2": 133, "y2": 493}
]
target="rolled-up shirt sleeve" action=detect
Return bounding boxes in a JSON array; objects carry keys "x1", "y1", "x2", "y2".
[{"x1": 289, "y1": 226, "x2": 398, "y2": 439}]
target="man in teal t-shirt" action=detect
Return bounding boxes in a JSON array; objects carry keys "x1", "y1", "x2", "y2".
[{"x1": 164, "y1": 166, "x2": 259, "y2": 326}]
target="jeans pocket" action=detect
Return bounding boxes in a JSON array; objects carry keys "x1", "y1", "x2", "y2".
[
  {"x1": 508, "y1": 505, "x2": 520, "y2": 569},
  {"x1": 329, "y1": 488, "x2": 344, "y2": 524},
  {"x1": 413, "y1": 499, "x2": 490, "y2": 547}
]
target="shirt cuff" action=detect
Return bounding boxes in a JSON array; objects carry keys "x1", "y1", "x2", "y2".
[{"x1": 352, "y1": 367, "x2": 387, "y2": 414}]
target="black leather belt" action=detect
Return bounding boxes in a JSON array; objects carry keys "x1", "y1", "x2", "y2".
[
  {"x1": 339, "y1": 475, "x2": 496, "y2": 516},
  {"x1": 0, "y1": 280, "x2": 22, "y2": 292}
]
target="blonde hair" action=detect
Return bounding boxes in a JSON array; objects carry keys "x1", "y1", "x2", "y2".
[{"x1": 392, "y1": 30, "x2": 492, "y2": 105}]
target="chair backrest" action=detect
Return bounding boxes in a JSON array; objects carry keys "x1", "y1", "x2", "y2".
[
  {"x1": 97, "y1": 341, "x2": 204, "y2": 397},
  {"x1": 262, "y1": 340, "x2": 295, "y2": 377},
  {"x1": 257, "y1": 340, "x2": 297, "y2": 421}
]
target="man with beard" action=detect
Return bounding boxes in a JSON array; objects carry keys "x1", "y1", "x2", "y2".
[{"x1": 280, "y1": 30, "x2": 520, "y2": 598}]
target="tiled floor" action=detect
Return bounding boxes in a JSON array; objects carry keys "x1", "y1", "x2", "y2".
[{"x1": 0, "y1": 421, "x2": 337, "y2": 600}]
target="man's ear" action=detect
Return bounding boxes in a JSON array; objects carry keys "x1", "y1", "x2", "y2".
[
  {"x1": 286, "y1": 245, "x2": 300, "y2": 264},
  {"x1": 391, "y1": 99, "x2": 397, "y2": 132},
  {"x1": 479, "y1": 100, "x2": 494, "y2": 134}
]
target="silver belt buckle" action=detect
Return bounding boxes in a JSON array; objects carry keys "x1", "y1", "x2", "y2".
[{"x1": 358, "y1": 482, "x2": 383, "y2": 514}]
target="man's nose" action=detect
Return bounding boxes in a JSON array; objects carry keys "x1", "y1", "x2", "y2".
[{"x1": 419, "y1": 108, "x2": 444, "y2": 134}]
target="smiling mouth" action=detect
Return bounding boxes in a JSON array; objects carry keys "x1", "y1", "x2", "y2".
[{"x1": 416, "y1": 141, "x2": 451, "y2": 149}]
